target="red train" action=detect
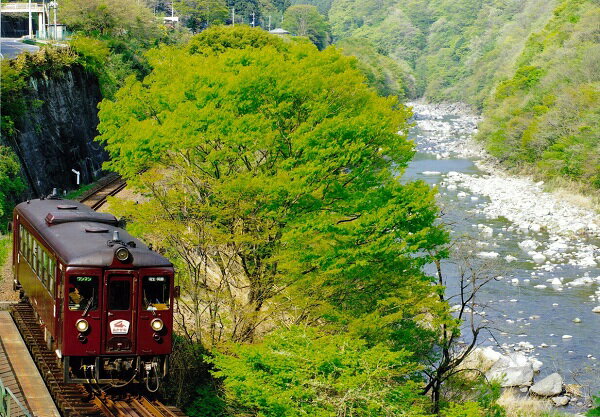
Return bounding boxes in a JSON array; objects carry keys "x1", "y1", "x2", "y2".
[{"x1": 12, "y1": 197, "x2": 176, "y2": 389}]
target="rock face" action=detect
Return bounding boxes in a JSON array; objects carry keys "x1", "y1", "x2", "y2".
[
  {"x1": 9, "y1": 65, "x2": 107, "y2": 197},
  {"x1": 530, "y1": 373, "x2": 563, "y2": 397}
]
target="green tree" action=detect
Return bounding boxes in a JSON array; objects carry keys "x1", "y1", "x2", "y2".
[
  {"x1": 290, "y1": 0, "x2": 333, "y2": 16},
  {"x1": 98, "y1": 27, "x2": 446, "y2": 352},
  {"x1": 211, "y1": 326, "x2": 431, "y2": 417},
  {"x1": 282, "y1": 5, "x2": 330, "y2": 49},
  {"x1": 336, "y1": 37, "x2": 416, "y2": 98},
  {"x1": 174, "y1": 0, "x2": 229, "y2": 32},
  {"x1": 60, "y1": 0, "x2": 160, "y2": 40}
]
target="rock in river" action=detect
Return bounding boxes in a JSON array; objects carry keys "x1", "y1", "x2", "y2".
[
  {"x1": 551, "y1": 396, "x2": 569, "y2": 407},
  {"x1": 485, "y1": 353, "x2": 534, "y2": 387},
  {"x1": 530, "y1": 373, "x2": 563, "y2": 397}
]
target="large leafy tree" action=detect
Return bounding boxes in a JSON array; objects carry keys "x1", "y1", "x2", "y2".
[
  {"x1": 98, "y1": 28, "x2": 447, "y2": 412},
  {"x1": 282, "y1": 5, "x2": 330, "y2": 49}
]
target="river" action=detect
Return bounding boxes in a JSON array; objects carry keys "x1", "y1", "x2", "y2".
[{"x1": 404, "y1": 103, "x2": 600, "y2": 403}]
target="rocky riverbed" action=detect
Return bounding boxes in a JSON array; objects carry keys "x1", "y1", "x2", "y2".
[{"x1": 405, "y1": 102, "x2": 600, "y2": 411}]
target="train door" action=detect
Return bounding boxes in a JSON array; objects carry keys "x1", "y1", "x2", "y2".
[{"x1": 103, "y1": 272, "x2": 137, "y2": 354}]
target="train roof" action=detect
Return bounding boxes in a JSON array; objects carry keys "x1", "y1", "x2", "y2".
[{"x1": 15, "y1": 199, "x2": 172, "y2": 268}]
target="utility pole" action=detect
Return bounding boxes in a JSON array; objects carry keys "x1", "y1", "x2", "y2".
[
  {"x1": 251, "y1": 12, "x2": 255, "y2": 27},
  {"x1": 53, "y1": 3, "x2": 57, "y2": 40},
  {"x1": 231, "y1": 7, "x2": 235, "y2": 26},
  {"x1": 268, "y1": 15, "x2": 271, "y2": 31},
  {"x1": 28, "y1": 0, "x2": 33, "y2": 38}
]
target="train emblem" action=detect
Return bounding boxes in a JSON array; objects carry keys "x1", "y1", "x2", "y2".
[{"x1": 110, "y1": 320, "x2": 130, "y2": 335}]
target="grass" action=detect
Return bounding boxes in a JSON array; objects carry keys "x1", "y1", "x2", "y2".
[
  {"x1": 64, "y1": 182, "x2": 97, "y2": 200},
  {"x1": 497, "y1": 389, "x2": 571, "y2": 417}
]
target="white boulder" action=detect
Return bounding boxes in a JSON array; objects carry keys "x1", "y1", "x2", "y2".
[
  {"x1": 477, "y1": 251, "x2": 499, "y2": 259},
  {"x1": 530, "y1": 373, "x2": 563, "y2": 397},
  {"x1": 551, "y1": 396, "x2": 569, "y2": 407},
  {"x1": 519, "y1": 240, "x2": 539, "y2": 252},
  {"x1": 532, "y1": 253, "x2": 547, "y2": 264},
  {"x1": 485, "y1": 353, "x2": 534, "y2": 387}
]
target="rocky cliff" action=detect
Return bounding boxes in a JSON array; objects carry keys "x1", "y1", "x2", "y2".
[{"x1": 9, "y1": 65, "x2": 107, "y2": 197}]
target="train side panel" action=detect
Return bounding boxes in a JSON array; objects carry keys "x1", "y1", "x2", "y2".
[{"x1": 14, "y1": 216, "x2": 58, "y2": 342}]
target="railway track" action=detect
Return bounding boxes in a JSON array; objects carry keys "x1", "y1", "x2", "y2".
[
  {"x1": 78, "y1": 174, "x2": 127, "y2": 211},
  {"x1": 9, "y1": 302, "x2": 187, "y2": 417}
]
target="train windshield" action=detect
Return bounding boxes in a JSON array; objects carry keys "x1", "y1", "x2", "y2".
[
  {"x1": 142, "y1": 276, "x2": 170, "y2": 311},
  {"x1": 68, "y1": 276, "x2": 98, "y2": 311}
]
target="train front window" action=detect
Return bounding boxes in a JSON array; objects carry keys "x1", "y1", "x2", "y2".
[
  {"x1": 143, "y1": 277, "x2": 170, "y2": 311},
  {"x1": 68, "y1": 276, "x2": 98, "y2": 311},
  {"x1": 108, "y1": 280, "x2": 130, "y2": 311}
]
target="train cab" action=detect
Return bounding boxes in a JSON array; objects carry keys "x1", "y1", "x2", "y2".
[{"x1": 12, "y1": 198, "x2": 175, "y2": 387}]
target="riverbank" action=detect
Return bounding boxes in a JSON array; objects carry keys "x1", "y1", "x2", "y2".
[
  {"x1": 408, "y1": 101, "x2": 600, "y2": 214},
  {"x1": 405, "y1": 102, "x2": 600, "y2": 411}
]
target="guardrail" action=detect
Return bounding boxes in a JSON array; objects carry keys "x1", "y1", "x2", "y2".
[{"x1": 0, "y1": 377, "x2": 31, "y2": 417}]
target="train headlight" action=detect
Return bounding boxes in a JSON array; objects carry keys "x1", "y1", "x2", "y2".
[
  {"x1": 150, "y1": 318, "x2": 164, "y2": 332},
  {"x1": 115, "y1": 247, "x2": 130, "y2": 262},
  {"x1": 76, "y1": 319, "x2": 89, "y2": 333}
]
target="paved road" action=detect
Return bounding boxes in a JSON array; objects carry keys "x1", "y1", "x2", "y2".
[{"x1": 0, "y1": 38, "x2": 39, "y2": 59}]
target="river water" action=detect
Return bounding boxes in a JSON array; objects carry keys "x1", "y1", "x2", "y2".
[{"x1": 404, "y1": 103, "x2": 600, "y2": 401}]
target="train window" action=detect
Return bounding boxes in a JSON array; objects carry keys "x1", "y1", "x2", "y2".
[
  {"x1": 142, "y1": 277, "x2": 170, "y2": 310},
  {"x1": 108, "y1": 281, "x2": 130, "y2": 311},
  {"x1": 48, "y1": 259, "x2": 55, "y2": 295},
  {"x1": 68, "y1": 276, "x2": 98, "y2": 311},
  {"x1": 41, "y1": 251, "x2": 47, "y2": 286},
  {"x1": 19, "y1": 225, "x2": 25, "y2": 253},
  {"x1": 32, "y1": 242, "x2": 39, "y2": 275},
  {"x1": 27, "y1": 233, "x2": 32, "y2": 262}
]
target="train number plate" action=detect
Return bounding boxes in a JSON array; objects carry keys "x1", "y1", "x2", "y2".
[{"x1": 110, "y1": 319, "x2": 130, "y2": 335}]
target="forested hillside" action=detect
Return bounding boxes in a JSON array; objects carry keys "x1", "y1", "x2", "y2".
[
  {"x1": 478, "y1": 0, "x2": 600, "y2": 188},
  {"x1": 324, "y1": 0, "x2": 599, "y2": 190}
]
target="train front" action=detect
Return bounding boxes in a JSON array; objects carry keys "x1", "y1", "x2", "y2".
[{"x1": 62, "y1": 225, "x2": 175, "y2": 390}]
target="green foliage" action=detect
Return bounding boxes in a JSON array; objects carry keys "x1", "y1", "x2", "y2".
[
  {"x1": 290, "y1": 0, "x2": 333, "y2": 16},
  {"x1": 442, "y1": 402, "x2": 483, "y2": 417},
  {"x1": 187, "y1": 24, "x2": 289, "y2": 55},
  {"x1": 336, "y1": 37, "x2": 415, "y2": 98},
  {"x1": 588, "y1": 392, "x2": 600, "y2": 417},
  {"x1": 60, "y1": 0, "x2": 161, "y2": 41},
  {"x1": 475, "y1": 382, "x2": 505, "y2": 417},
  {"x1": 282, "y1": 5, "x2": 330, "y2": 49},
  {"x1": 212, "y1": 326, "x2": 431, "y2": 417},
  {"x1": 478, "y1": 0, "x2": 600, "y2": 189},
  {"x1": 98, "y1": 26, "x2": 447, "y2": 413},
  {"x1": 173, "y1": 0, "x2": 229, "y2": 32},
  {"x1": 328, "y1": 0, "x2": 557, "y2": 105},
  {"x1": 0, "y1": 146, "x2": 26, "y2": 230},
  {"x1": 0, "y1": 236, "x2": 11, "y2": 269},
  {"x1": 70, "y1": 36, "x2": 148, "y2": 97},
  {"x1": 186, "y1": 384, "x2": 227, "y2": 417}
]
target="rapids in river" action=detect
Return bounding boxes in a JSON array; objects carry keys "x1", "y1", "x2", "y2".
[{"x1": 404, "y1": 103, "x2": 600, "y2": 403}]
